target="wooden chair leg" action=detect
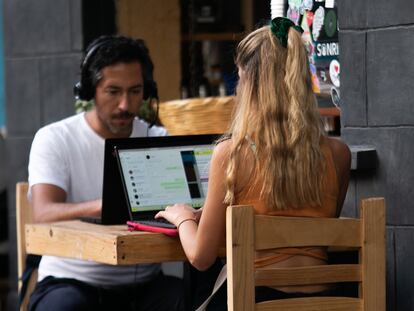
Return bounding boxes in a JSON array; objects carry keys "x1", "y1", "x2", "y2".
[{"x1": 361, "y1": 198, "x2": 386, "y2": 311}]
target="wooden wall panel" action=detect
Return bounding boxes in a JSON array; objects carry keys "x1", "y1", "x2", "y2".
[{"x1": 116, "y1": 0, "x2": 181, "y2": 101}]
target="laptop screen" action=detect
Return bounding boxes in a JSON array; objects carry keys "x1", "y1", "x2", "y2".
[
  {"x1": 112, "y1": 134, "x2": 219, "y2": 219},
  {"x1": 117, "y1": 145, "x2": 213, "y2": 212}
]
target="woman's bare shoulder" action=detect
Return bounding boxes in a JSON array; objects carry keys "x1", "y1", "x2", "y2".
[{"x1": 324, "y1": 136, "x2": 350, "y2": 158}]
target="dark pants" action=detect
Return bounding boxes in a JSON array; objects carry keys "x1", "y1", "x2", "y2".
[
  {"x1": 28, "y1": 272, "x2": 185, "y2": 311},
  {"x1": 185, "y1": 258, "x2": 227, "y2": 311}
]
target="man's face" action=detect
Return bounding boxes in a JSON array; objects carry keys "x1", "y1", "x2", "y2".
[{"x1": 92, "y1": 62, "x2": 144, "y2": 138}]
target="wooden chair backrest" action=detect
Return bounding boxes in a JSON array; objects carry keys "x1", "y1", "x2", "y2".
[
  {"x1": 16, "y1": 182, "x2": 37, "y2": 311},
  {"x1": 226, "y1": 197, "x2": 386, "y2": 311}
]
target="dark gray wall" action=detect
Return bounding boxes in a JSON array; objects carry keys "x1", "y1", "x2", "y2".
[
  {"x1": 0, "y1": 138, "x2": 5, "y2": 191},
  {"x1": 338, "y1": 1, "x2": 414, "y2": 310},
  {"x1": 3, "y1": 0, "x2": 83, "y2": 305}
]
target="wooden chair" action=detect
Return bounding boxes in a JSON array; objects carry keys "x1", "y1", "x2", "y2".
[
  {"x1": 16, "y1": 182, "x2": 38, "y2": 311},
  {"x1": 226, "y1": 197, "x2": 386, "y2": 311}
]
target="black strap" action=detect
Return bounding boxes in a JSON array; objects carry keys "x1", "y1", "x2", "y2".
[{"x1": 19, "y1": 255, "x2": 42, "y2": 306}]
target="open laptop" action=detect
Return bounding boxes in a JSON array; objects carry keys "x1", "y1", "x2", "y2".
[
  {"x1": 113, "y1": 134, "x2": 218, "y2": 229},
  {"x1": 81, "y1": 134, "x2": 218, "y2": 225}
]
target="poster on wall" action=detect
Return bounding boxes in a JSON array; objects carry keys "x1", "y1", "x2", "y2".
[{"x1": 287, "y1": 0, "x2": 340, "y2": 108}]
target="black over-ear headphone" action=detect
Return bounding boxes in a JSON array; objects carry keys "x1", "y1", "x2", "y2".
[
  {"x1": 73, "y1": 37, "x2": 159, "y2": 103},
  {"x1": 74, "y1": 39, "x2": 109, "y2": 101}
]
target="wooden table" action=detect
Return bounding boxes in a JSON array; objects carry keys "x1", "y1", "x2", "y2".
[{"x1": 25, "y1": 220, "x2": 189, "y2": 265}]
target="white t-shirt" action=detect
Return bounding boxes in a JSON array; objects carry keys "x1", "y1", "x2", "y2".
[{"x1": 28, "y1": 112, "x2": 168, "y2": 286}]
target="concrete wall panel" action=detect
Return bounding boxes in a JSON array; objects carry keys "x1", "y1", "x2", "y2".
[
  {"x1": 339, "y1": 31, "x2": 367, "y2": 127},
  {"x1": 70, "y1": 0, "x2": 83, "y2": 51},
  {"x1": 5, "y1": 59, "x2": 41, "y2": 136},
  {"x1": 395, "y1": 228, "x2": 414, "y2": 311},
  {"x1": 39, "y1": 55, "x2": 81, "y2": 126},
  {"x1": 4, "y1": 0, "x2": 72, "y2": 56},
  {"x1": 367, "y1": 27, "x2": 414, "y2": 126},
  {"x1": 366, "y1": 0, "x2": 414, "y2": 28},
  {"x1": 337, "y1": 1, "x2": 367, "y2": 30},
  {"x1": 5, "y1": 138, "x2": 32, "y2": 193},
  {"x1": 342, "y1": 128, "x2": 414, "y2": 225},
  {"x1": 339, "y1": 0, "x2": 414, "y2": 30}
]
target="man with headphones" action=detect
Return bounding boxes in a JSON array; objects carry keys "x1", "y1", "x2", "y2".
[{"x1": 27, "y1": 36, "x2": 184, "y2": 310}]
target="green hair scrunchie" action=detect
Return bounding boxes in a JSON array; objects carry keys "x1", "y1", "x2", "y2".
[{"x1": 270, "y1": 17, "x2": 304, "y2": 48}]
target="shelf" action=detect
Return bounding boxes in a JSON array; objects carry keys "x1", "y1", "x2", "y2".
[
  {"x1": 182, "y1": 32, "x2": 244, "y2": 42},
  {"x1": 349, "y1": 145, "x2": 377, "y2": 171}
]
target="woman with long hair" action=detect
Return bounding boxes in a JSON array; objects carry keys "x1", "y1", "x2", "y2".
[{"x1": 156, "y1": 17, "x2": 351, "y2": 307}]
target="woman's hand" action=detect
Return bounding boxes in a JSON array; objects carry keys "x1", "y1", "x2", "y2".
[{"x1": 155, "y1": 203, "x2": 197, "y2": 228}]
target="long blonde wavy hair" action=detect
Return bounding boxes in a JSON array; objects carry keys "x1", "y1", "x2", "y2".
[{"x1": 224, "y1": 25, "x2": 325, "y2": 210}]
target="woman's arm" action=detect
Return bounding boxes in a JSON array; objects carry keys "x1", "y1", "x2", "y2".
[{"x1": 156, "y1": 140, "x2": 231, "y2": 270}]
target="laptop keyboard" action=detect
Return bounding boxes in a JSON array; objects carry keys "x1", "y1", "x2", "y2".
[{"x1": 135, "y1": 219, "x2": 177, "y2": 229}]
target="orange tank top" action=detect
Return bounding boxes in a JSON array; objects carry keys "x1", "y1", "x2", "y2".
[{"x1": 234, "y1": 141, "x2": 339, "y2": 267}]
